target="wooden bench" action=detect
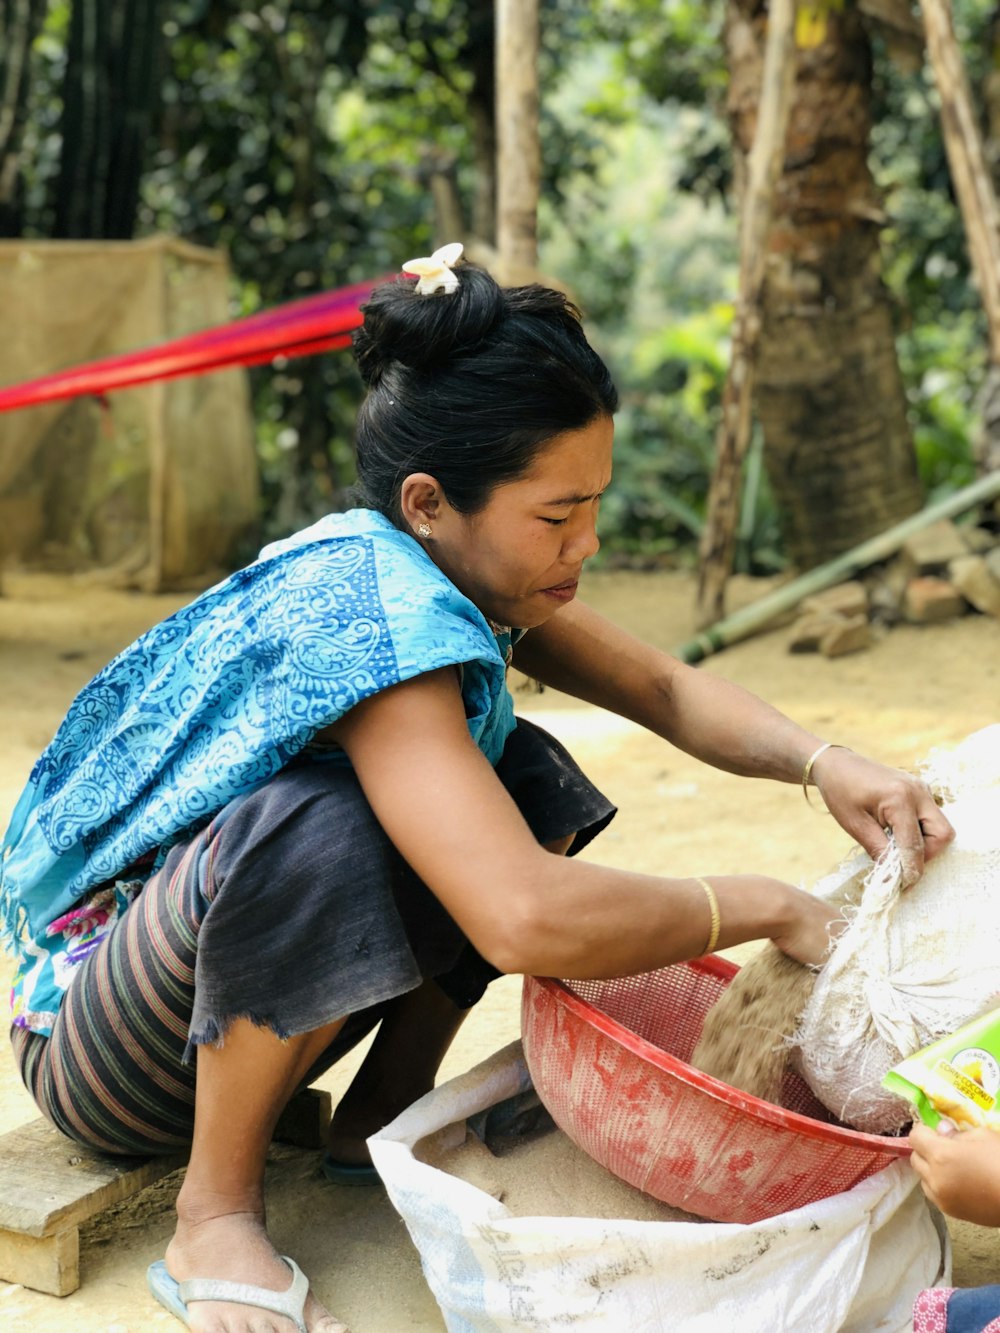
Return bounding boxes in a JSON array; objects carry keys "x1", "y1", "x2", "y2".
[{"x1": 0, "y1": 1087, "x2": 332, "y2": 1297}]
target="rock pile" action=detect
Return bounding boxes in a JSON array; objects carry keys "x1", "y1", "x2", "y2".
[{"x1": 787, "y1": 517, "x2": 1000, "y2": 657}]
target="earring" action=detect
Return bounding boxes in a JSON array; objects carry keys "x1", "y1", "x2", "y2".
[{"x1": 416, "y1": 522, "x2": 432, "y2": 539}]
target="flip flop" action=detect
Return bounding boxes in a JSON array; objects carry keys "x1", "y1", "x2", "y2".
[
  {"x1": 147, "y1": 1256, "x2": 309, "y2": 1331},
  {"x1": 321, "y1": 1150, "x2": 381, "y2": 1186}
]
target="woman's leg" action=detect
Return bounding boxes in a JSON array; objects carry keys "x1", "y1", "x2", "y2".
[
  {"x1": 326, "y1": 834, "x2": 576, "y2": 1166},
  {"x1": 326, "y1": 976, "x2": 468, "y2": 1165},
  {"x1": 326, "y1": 715, "x2": 617, "y2": 1158},
  {"x1": 18, "y1": 767, "x2": 435, "y2": 1332},
  {"x1": 167, "y1": 1017, "x2": 349, "y2": 1333}
]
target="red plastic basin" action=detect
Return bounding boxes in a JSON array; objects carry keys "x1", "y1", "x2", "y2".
[{"x1": 521, "y1": 956, "x2": 911, "y2": 1224}]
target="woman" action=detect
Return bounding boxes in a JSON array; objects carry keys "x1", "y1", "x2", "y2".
[{"x1": 1, "y1": 247, "x2": 952, "y2": 1333}]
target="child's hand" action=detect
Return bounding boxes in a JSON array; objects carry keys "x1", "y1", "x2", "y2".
[{"x1": 908, "y1": 1123, "x2": 1000, "y2": 1226}]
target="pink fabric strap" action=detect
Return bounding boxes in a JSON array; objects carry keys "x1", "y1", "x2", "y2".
[
  {"x1": 0, "y1": 278, "x2": 385, "y2": 414},
  {"x1": 913, "y1": 1288, "x2": 954, "y2": 1333}
]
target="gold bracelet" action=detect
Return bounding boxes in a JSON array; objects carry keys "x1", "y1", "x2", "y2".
[
  {"x1": 802, "y1": 742, "x2": 847, "y2": 808},
  {"x1": 695, "y1": 877, "x2": 721, "y2": 955}
]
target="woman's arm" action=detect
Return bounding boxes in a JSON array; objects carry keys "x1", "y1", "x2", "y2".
[
  {"x1": 326, "y1": 666, "x2": 840, "y2": 978},
  {"x1": 512, "y1": 601, "x2": 953, "y2": 884}
]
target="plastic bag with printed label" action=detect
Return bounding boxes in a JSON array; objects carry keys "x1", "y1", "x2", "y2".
[{"x1": 369, "y1": 1040, "x2": 949, "y2": 1333}]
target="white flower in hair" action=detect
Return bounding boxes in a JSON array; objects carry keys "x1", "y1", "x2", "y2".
[{"x1": 402, "y1": 241, "x2": 464, "y2": 295}]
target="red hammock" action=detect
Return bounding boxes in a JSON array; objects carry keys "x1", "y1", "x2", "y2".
[{"x1": 0, "y1": 277, "x2": 385, "y2": 414}]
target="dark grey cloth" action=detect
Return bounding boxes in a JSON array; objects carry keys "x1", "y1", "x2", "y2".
[
  {"x1": 11, "y1": 717, "x2": 616, "y2": 1155},
  {"x1": 192, "y1": 715, "x2": 616, "y2": 1046}
]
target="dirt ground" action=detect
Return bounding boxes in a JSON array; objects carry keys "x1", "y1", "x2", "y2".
[{"x1": 0, "y1": 567, "x2": 998, "y2": 1331}]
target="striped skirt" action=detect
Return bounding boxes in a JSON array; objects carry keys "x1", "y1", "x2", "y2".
[{"x1": 10, "y1": 719, "x2": 615, "y2": 1155}]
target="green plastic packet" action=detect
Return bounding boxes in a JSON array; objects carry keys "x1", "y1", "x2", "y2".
[{"x1": 882, "y1": 1006, "x2": 1000, "y2": 1131}]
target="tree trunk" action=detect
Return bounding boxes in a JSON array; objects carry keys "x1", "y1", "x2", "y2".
[
  {"x1": 466, "y1": 0, "x2": 496, "y2": 246},
  {"x1": 727, "y1": 0, "x2": 922, "y2": 571},
  {"x1": 0, "y1": 0, "x2": 45, "y2": 237},
  {"x1": 495, "y1": 0, "x2": 540, "y2": 280},
  {"x1": 54, "y1": 0, "x2": 163, "y2": 239},
  {"x1": 975, "y1": 3, "x2": 1000, "y2": 475},
  {"x1": 921, "y1": 0, "x2": 1000, "y2": 361},
  {"x1": 697, "y1": 0, "x2": 796, "y2": 627}
]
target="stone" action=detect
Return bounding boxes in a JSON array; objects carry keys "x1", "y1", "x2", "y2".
[
  {"x1": 800, "y1": 581, "x2": 869, "y2": 619},
  {"x1": 986, "y1": 546, "x2": 1000, "y2": 584},
  {"x1": 949, "y1": 554, "x2": 1000, "y2": 618},
  {"x1": 867, "y1": 566, "x2": 906, "y2": 625},
  {"x1": 964, "y1": 526, "x2": 999, "y2": 555},
  {"x1": 902, "y1": 576, "x2": 967, "y2": 623},
  {"x1": 788, "y1": 611, "x2": 845, "y2": 653},
  {"x1": 900, "y1": 520, "x2": 969, "y2": 576},
  {"x1": 819, "y1": 614, "x2": 871, "y2": 658}
]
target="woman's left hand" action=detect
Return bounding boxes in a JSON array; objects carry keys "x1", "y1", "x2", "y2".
[{"x1": 810, "y1": 746, "x2": 954, "y2": 887}]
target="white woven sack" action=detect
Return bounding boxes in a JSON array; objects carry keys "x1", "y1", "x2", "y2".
[
  {"x1": 794, "y1": 723, "x2": 1000, "y2": 1133},
  {"x1": 369, "y1": 1040, "x2": 949, "y2": 1333}
]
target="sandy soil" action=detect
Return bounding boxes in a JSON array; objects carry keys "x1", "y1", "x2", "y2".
[{"x1": 0, "y1": 567, "x2": 998, "y2": 1331}]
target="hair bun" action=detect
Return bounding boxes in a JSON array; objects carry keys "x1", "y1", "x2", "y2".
[{"x1": 352, "y1": 263, "x2": 506, "y2": 387}]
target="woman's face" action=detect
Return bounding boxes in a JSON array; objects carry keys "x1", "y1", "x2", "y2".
[{"x1": 414, "y1": 415, "x2": 613, "y2": 629}]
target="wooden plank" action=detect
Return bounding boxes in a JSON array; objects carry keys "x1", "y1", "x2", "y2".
[
  {"x1": 0, "y1": 1225, "x2": 79, "y2": 1297},
  {"x1": 0, "y1": 1084, "x2": 328, "y2": 1241},
  {"x1": 0, "y1": 1118, "x2": 183, "y2": 1239},
  {"x1": 0, "y1": 1085, "x2": 329, "y2": 1299}
]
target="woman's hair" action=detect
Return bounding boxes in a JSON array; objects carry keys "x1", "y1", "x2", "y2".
[{"x1": 351, "y1": 261, "x2": 618, "y2": 522}]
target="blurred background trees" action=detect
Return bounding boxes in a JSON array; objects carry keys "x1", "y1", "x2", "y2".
[{"x1": 1, "y1": 0, "x2": 996, "y2": 573}]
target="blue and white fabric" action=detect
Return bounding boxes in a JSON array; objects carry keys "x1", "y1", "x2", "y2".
[{"x1": 1, "y1": 509, "x2": 517, "y2": 1035}]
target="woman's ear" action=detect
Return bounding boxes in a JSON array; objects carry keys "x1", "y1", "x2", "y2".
[{"x1": 399, "y1": 473, "x2": 444, "y2": 540}]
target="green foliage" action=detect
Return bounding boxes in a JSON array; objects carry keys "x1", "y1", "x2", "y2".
[
  {"x1": 544, "y1": 0, "x2": 994, "y2": 566},
  {"x1": 537, "y1": 41, "x2": 783, "y2": 570},
  {"x1": 139, "y1": 1, "x2": 485, "y2": 534},
  {"x1": 870, "y1": 0, "x2": 995, "y2": 500},
  {"x1": 14, "y1": 1, "x2": 69, "y2": 234},
  {"x1": 901, "y1": 314, "x2": 983, "y2": 497},
  {"x1": 11, "y1": 0, "x2": 996, "y2": 567}
]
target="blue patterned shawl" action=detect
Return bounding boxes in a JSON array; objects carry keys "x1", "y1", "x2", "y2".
[{"x1": 1, "y1": 509, "x2": 517, "y2": 1034}]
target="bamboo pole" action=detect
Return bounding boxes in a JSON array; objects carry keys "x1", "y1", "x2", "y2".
[
  {"x1": 695, "y1": 0, "x2": 797, "y2": 630},
  {"x1": 675, "y1": 469, "x2": 1000, "y2": 663},
  {"x1": 919, "y1": 0, "x2": 1000, "y2": 361},
  {"x1": 495, "y1": 0, "x2": 540, "y2": 281}
]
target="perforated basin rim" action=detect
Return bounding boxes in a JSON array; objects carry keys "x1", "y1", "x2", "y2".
[{"x1": 521, "y1": 955, "x2": 911, "y2": 1224}]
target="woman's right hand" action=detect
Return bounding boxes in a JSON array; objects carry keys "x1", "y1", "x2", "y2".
[{"x1": 767, "y1": 882, "x2": 845, "y2": 968}]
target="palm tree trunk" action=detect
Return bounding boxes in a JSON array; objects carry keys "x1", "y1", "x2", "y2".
[
  {"x1": 54, "y1": 0, "x2": 163, "y2": 239},
  {"x1": 727, "y1": 0, "x2": 922, "y2": 570},
  {"x1": 496, "y1": 0, "x2": 540, "y2": 278},
  {"x1": 976, "y1": 3, "x2": 1000, "y2": 475},
  {"x1": 0, "y1": 0, "x2": 45, "y2": 236},
  {"x1": 465, "y1": 0, "x2": 496, "y2": 246}
]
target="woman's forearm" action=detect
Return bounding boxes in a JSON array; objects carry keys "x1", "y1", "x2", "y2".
[
  {"x1": 489, "y1": 860, "x2": 832, "y2": 978},
  {"x1": 640, "y1": 663, "x2": 824, "y2": 782},
  {"x1": 515, "y1": 601, "x2": 953, "y2": 884},
  {"x1": 514, "y1": 601, "x2": 826, "y2": 783}
]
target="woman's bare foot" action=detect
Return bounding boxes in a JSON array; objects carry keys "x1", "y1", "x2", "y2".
[{"x1": 164, "y1": 1209, "x2": 348, "y2": 1333}]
